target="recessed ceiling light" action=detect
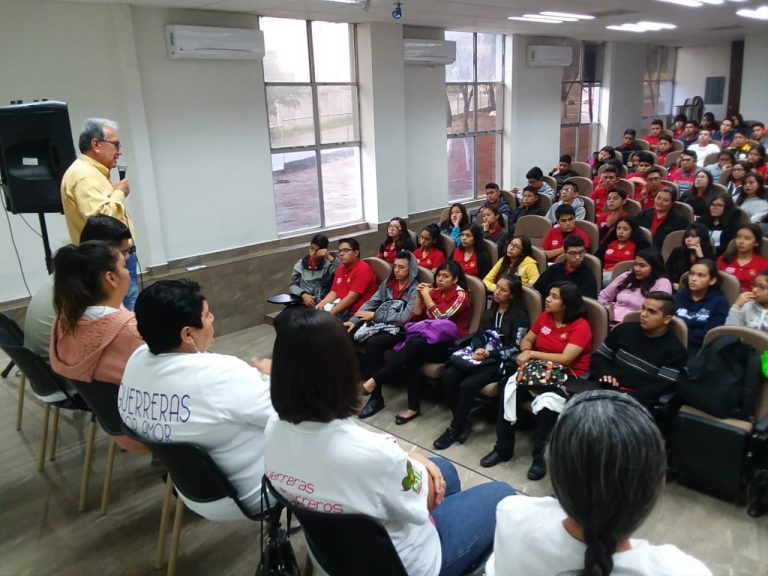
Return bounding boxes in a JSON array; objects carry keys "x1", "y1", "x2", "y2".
[
  {"x1": 508, "y1": 16, "x2": 564, "y2": 23},
  {"x1": 540, "y1": 11, "x2": 595, "y2": 20},
  {"x1": 737, "y1": 5, "x2": 768, "y2": 18},
  {"x1": 607, "y1": 24, "x2": 647, "y2": 32},
  {"x1": 699, "y1": 0, "x2": 724, "y2": 4},
  {"x1": 524, "y1": 13, "x2": 578, "y2": 21},
  {"x1": 638, "y1": 20, "x2": 678, "y2": 29},
  {"x1": 657, "y1": 0, "x2": 703, "y2": 6},
  {"x1": 607, "y1": 20, "x2": 677, "y2": 32}
]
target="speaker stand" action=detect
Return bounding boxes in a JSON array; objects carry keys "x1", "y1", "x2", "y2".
[{"x1": 38, "y1": 213, "x2": 53, "y2": 274}]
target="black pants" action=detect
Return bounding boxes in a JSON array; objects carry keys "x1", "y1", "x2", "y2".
[
  {"x1": 442, "y1": 364, "x2": 500, "y2": 431},
  {"x1": 361, "y1": 332, "x2": 405, "y2": 400},
  {"x1": 493, "y1": 384, "x2": 559, "y2": 459},
  {"x1": 372, "y1": 337, "x2": 453, "y2": 411}
]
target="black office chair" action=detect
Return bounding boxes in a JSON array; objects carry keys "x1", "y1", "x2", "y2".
[
  {"x1": 68, "y1": 379, "x2": 145, "y2": 514},
  {"x1": 264, "y1": 477, "x2": 408, "y2": 576},
  {"x1": 0, "y1": 312, "x2": 27, "y2": 430},
  {"x1": 125, "y1": 428, "x2": 268, "y2": 576},
  {"x1": 0, "y1": 329, "x2": 88, "y2": 471}
]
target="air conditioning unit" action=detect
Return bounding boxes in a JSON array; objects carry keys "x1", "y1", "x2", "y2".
[
  {"x1": 165, "y1": 25, "x2": 265, "y2": 61},
  {"x1": 527, "y1": 45, "x2": 573, "y2": 67},
  {"x1": 403, "y1": 39, "x2": 457, "y2": 66}
]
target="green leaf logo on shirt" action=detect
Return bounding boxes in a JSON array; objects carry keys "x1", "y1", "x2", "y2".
[{"x1": 401, "y1": 460, "x2": 422, "y2": 494}]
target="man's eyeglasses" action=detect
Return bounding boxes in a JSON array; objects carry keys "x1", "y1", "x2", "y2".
[
  {"x1": 100, "y1": 139, "x2": 121, "y2": 150},
  {"x1": 338, "y1": 248, "x2": 355, "y2": 254},
  {"x1": 566, "y1": 251, "x2": 586, "y2": 258}
]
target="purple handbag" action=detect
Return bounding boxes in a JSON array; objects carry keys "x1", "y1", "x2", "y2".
[{"x1": 393, "y1": 319, "x2": 458, "y2": 351}]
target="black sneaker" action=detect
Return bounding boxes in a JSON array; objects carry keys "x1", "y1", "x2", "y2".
[{"x1": 433, "y1": 427, "x2": 459, "y2": 450}]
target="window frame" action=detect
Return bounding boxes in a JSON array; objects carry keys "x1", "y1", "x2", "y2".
[
  {"x1": 642, "y1": 45, "x2": 677, "y2": 125},
  {"x1": 262, "y1": 18, "x2": 364, "y2": 236},
  {"x1": 445, "y1": 32, "x2": 505, "y2": 202},
  {"x1": 559, "y1": 41, "x2": 603, "y2": 163}
]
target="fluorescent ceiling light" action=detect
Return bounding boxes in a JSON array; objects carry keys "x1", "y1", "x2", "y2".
[
  {"x1": 737, "y1": 5, "x2": 768, "y2": 18},
  {"x1": 524, "y1": 13, "x2": 578, "y2": 21},
  {"x1": 657, "y1": 0, "x2": 703, "y2": 6},
  {"x1": 540, "y1": 11, "x2": 595, "y2": 19},
  {"x1": 638, "y1": 20, "x2": 677, "y2": 29},
  {"x1": 607, "y1": 20, "x2": 677, "y2": 32},
  {"x1": 321, "y1": 0, "x2": 364, "y2": 3},
  {"x1": 508, "y1": 16, "x2": 564, "y2": 23},
  {"x1": 607, "y1": 24, "x2": 647, "y2": 32},
  {"x1": 699, "y1": 0, "x2": 724, "y2": 4}
]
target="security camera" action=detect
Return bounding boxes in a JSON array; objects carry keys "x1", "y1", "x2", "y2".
[{"x1": 392, "y1": 3, "x2": 402, "y2": 19}]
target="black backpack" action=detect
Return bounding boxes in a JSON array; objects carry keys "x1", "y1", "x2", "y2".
[{"x1": 677, "y1": 335, "x2": 762, "y2": 421}]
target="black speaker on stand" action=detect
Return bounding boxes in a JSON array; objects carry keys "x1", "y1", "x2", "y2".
[{"x1": 0, "y1": 100, "x2": 77, "y2": 273}]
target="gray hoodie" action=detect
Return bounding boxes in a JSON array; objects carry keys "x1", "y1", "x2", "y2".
[
  {"x1": 726, "y1": 300, "x2": 768, "y2": 333},
  {"x1": 349, "y1": 251, "x2": 420, "y2": 327}
]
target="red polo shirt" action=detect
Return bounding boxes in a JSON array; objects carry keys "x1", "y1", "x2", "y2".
[
  {"x1": 332, "y1": 259, "x2": 378, "y2": 314},
  {"x1": 530, "y1": 312, "x2": 592, "y2": 376},
  {"x1": 413, "y1": 247, "x2": 446, "y2": 271},
  {"x1": 541, "y1": 226, "x2": 591, "y2": 262},
  {"x1": 717, "y1": 254, "x2": 768, "y2": 292}
]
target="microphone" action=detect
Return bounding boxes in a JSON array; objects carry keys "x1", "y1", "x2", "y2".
[{"x1": 117, "y1": 160, "x2": 127, "y2": 180}]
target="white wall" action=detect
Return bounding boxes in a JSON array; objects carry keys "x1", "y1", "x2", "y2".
[
  {"x1": 675, "y1": 43, "x2": 731, "y2": 121},
  {"x1": 740, "y1": 33, "x2": 768, "y2": 122},
  {"x1": 599, "y1": 42, "x2": 645, "y2": 148},
  {"x1": 403, "y1": 26, "x2": 449, "y2": 214},
  {"x1": 504, "y1": 36, "x2": 563, "y2": 187}
]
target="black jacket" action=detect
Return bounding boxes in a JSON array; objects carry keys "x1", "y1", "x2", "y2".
[{"x1": 635, "y1": 209, "x2": 689, "y2": 250}]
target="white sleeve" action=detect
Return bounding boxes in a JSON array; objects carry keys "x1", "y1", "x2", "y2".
[
  {"x1": 205, "y1": 355, "x2": 275, "y2": 427},
  {"x1": 374, "y1": 438, "x2": 431, "y2": 526}
]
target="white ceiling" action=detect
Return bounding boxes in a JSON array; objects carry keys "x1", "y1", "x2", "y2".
[{"x1": 58, "y1": 0, "x2": 767, "y2": 44}]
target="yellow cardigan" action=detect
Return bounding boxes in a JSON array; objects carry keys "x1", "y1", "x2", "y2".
[{"x1": 483, "y1": 255, "x2": 540, "y2": 291}]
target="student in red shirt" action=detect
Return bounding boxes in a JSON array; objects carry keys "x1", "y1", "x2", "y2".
[
  {"x1": 598, "y1": 217, "x2": 640, "y2": 285},
  {"x1": 643, "y1": 118, "x2": 664, "y2": 148},
  {"x1": 481, "y1": 281, "x2": 592, "y2": 478},
  {"x1": 590, "y1": 166, "x2": 620, "y2": 214},
  {"x1": 316, "y1": 237, "x2": 378, "y2": 320},
  {"x1": 717, "y1": 224, "x2": 768, "y2": 292},
  {"x1": 597, "y1": 189, "x2": 628, "y2": 230},
  {"x1": 656, "y1": 134, "x2": 673, "y2": 167},
  {"x1": 413, "y1": 223, "x2": 446, "y2": 272},
  {"x1": 627, "y1": 151, "x2": 654, "y2": 198},
  {"x1": 638, "y1": 167, "x2": 665, "y2": 211},
  {"x1": 541, "y1": 204, "x2": 591, "y2": 262},
  {"x1": 376, "y1": 217, "x2": 415, "y2": 263},
  {"x1": 453, "y1": 224, "x2": 492, "y2": 278},
  {"x1": 635, "y1": 188, "x2": 689, "y2": 250},
  {"x1": 362, "y1": 260, "x2": 472, "y2": 424}
]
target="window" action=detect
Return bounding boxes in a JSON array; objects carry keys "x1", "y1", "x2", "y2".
[
  {"x1": 262, "y1": 18, "x2": 362, "y2": 234},
  {"x1": 643, "y1": 45, "x2": 676, "y2": 125},
  {"x1": 559, "y1": 41, "x2": 603, "y2": 162},
  {"x1": 445, "y1": 32, "x2": 504, "y2": 202}
]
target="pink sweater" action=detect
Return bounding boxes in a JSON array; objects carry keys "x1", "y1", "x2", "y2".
[{"x1": 50, "y1": 308, "x2": 144, "y2": 385}]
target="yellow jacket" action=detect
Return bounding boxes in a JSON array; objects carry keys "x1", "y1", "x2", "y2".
[{"x1": 483, "y1": 255, "x2": 540, "y2": 291}]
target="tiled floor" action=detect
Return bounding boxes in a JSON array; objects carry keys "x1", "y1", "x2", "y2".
[{"x1": 1, "y1": 324, "x2": 766, "y2": 576}]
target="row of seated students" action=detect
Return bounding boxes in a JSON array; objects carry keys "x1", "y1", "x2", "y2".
[{"x1": 30, "y1": 225, "x2": 713, "y2": 575}]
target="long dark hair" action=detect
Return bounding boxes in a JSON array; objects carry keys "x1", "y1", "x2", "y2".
[
  {"x1": 460, "y1": 224, "x2": 491, "y2": 261},
  {"x1": 440, "y1": 203, "x2": 469, "y2": 230},
  {"x1": 701, "y1": 192, "x2": 736, "y2": 228},
  {"x1": 691, "y1": 169, "x2": 715, "y2": 199},
  {"x1": 53, "y1": 241, "x2": 121, "y2": 333},
  {"x1": 722, "y1": 223, "x2": 762, "y2": 264},
  {"x1": 549, "y1": 391, "x2": 666, "y2": 576},
  {"x1": 421, "y1": 223, "x2": 446, "y2": 255},
  {"x1": 598, "y1": 216, "x2": 650, "y2": 260},
  {"x1": 550, "y1": 281, "x2": 587, "y2": 325},
  {"x1": 680, "y1": 222, "x2": 715, "y2": 261},
  {"x1": 482, "y1": 274, "x2": 524, "y2": 337},
  {"x1": 434, "y1": 260, "x2": 467, "y2": 290},
  {"x1": 500, "y1": 235, "x2": 533, "y2": 275},
  {"x1": 380, "y1": 217, "x2": 415, "y2": 252},
  {"x1": 481, "y1": 205, "x2": 507, "y2": 230},
  {"x1": 737, "y1": 172, "x2": 766, "y2": 207},
  {"x1": 684, "y1": 258, "x2": 722, "y2": 292},
  {"x1": 615, "y1": 248, "x2": 666, "y2": 296}
]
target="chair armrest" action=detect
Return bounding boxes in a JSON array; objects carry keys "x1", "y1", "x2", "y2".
[{"x1": 754, "y1": 414, "x2": 768, "y2": 441}]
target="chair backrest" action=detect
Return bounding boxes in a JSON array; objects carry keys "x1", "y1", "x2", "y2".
[
  {"x1": 583, "y1": 297, "x2": 610, "y2": 352},
  {"x1": 570, "y1": 162, "x2": 592, "y2": 179},
  {"x1": 0, "y1": 312, "x2": 24, "y2": 345},
  {"x1": 581, "y1": 195, "x2": 596, "y2": 223},
  {"x1": 68, "y1": 380, "x2": 124, "y2": 436},
  {"x1": 416, "y1": 266, "x2": 434, "y2": 285},
  {"x1": 654, "y1": 164, "x2": 669, "y2": 180},
  {"x1": 731, "y1": 207, "x2": 752, "y2": 229},
  {"x1": 622, "y1": 311, "x2": 688, "y2": 348},
  {"x1": 363, "y1": 257, "x2": 392, "y2": 285},
  {"x1": 126, "y1": 427, "x2": 259, "y2": 519},
  {"x1": 531, "y1": 245, "x2": 547, "y2": 273},
  {"x1": 645, "y1": 150, "x2": 658, "y2": 164},
  {"x1": 673, "y1": 201, "x2": 694, "y2": 223},
  {"x1": 638, "y1": 226, "x2": 653, "y2": 248},
  {"x1": 710, "y1": 182, "x2": 728, "y2": 197},
  {"x1": 483, "y1": 238, "x2": 498, "y2": 264},
  {"x1": 407, "y1": 229, "x2": 418, "y2": 246},
  {"x1": 522, "y1": 286, "x2": 542, "y2": 325},
  {"x1": 574, "y1": 220, "x2": 599, "y2": 254},
  {"x1": 441, "y1": 233, "x2": 456, "y2": 255},
  {"x1": 515, "y1": 215, "x2": 551, "y2": 247},
  {"x1": 662, "y1": 180, "x2": 680, "y2": 197},
  {"x1": 704, "y1": 152, "x2": 720, "y2": 166},
  {"x1": 565, "y1": 176, "x2": 593, "y2": 197},
  {"x1": 264, "y1": 478, "x2": 408, "y2": 576},
  {"x1": 610, "y1": 259, "x2": 635, "y2": 281},
  {"x1": 616, "y1": 179, "x2": 635, "y2": 200},
  {"x1": 670, "y1": 141, "x2": 684, "y2": 153},
  {"x1": 678, "y1": 270, "x2": 741, "y2": 306},
  {"x1": 635, "y1": 139, "x2": 650, "y2": 151},
  {"x1": 555, "y1": 253, "x2": 603, "y2": 292},
  {"x1": 703, "y1": 326, "x2": 768, "y2": 420},
  {"x1": 718, "y1": 167, "x2": 731, "y2": 185},
  {"x1": 664, "y1": 150, "x2": 682, "y2": 167},
  {"x1": 0, "y1": 336, "x2": 73, "y2": 402},
  {"x1": 501, "y1": 190, "x2": 517, "y2": 211},
  {"x1": 439, "y1": 207, "x2": 450, "y2": 223},
  {"x1": 538, "y1": 193, "x2": 553, "y2": 212},
  {"x1": 661, "y1": 229, "x2": 686, "y2": 261},
  {"x1": 625, "y1": 198, "x2": 641, "y2": 218},
  {"x1": 542, "y1": 175, "x2": 557, "y2": 192},
  {"x1": 465, "y1": 275, "x2": 488, "y2": 333}
]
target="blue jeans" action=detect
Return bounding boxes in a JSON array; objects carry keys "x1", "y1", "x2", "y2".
[
  {"x1": 123, "y1": 251, "x2": 139, "y2": 311},
  {"x1": 430, "y1": 457, "x2": 515, "y2": 576}
]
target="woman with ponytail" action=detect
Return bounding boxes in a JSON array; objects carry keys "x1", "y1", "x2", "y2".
[
  {"x1": 487, "y1": 390, "x2": 712, "y2": 576},
  {"x1": 51, "y1": 241, "x2": 144, "y2": 387}
]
